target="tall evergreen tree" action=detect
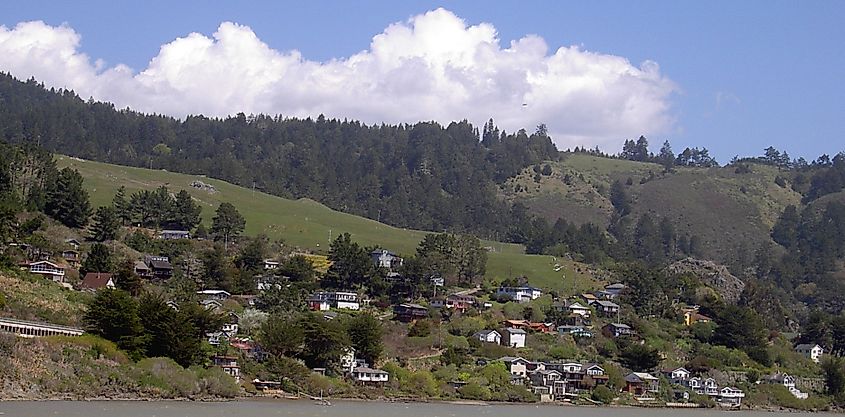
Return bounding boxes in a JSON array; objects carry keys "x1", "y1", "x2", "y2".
[
  {"x1": 210, "y1": 202, "x2": 245, "y2": 249},
  {"x1": 112, "y1": 186, "x2": 131, "y2": 226},
  {"x1": 80, "y1": 243, "x2": 113, "y2": 276},
  {"x1": 45, "y1": 167, "x2": 91, "y2": 228},
  {"x1": 83, "y1": 288, "x2": 144, "y2": 358},
  {"x1": 172, "y1": 189, "x2": 201, "y2": 230},
  {"x1": 90, "y1": 206, "x2": 120, "y2": 242}
]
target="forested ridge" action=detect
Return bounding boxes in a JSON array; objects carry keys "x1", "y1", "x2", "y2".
[{"x1": 0, "y1": 73, "x2": 558, "y2": 238}]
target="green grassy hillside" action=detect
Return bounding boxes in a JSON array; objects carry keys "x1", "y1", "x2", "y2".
[
  {"x1": 500, "y1": 153, "x2": 802, "y2": 264},
  {"x1": 57, "y1": 156, "x2": 599, "y2": 292}
]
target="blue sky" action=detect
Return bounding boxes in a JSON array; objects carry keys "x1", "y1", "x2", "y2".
[{"x1": 1, "y1": 1, "x2": 843, "y2": 162}]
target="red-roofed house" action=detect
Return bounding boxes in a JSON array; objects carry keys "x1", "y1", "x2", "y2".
[{"x1": 80, "y1": 272, "x2": 115, "y2": 291}]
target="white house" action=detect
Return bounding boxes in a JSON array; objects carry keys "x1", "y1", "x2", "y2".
[
  {"x1": 718, "y1": 387, "x2": 745, "y2": 406},
  {"x1": 795, "y1": 343, "x2": 824, "y2": 363},
  {"x1": 370, "y1": 249, "x2": 403, "y2": 270},
  {"x1": 211, "y1": 356, "x2": 240, "y2": 382},
  {"x1": 159, "y1": 230, "x2": 190, "y2": 240},
  {"x1": 499, "y1": 356, "x2": 533, "y2": 377},
  {"x1": 496, "y1": 286, "x2": 543, "y2": 303},
  {"x1": 474, "y1": 329, "x2": 502, "y2": 345},
  {"x1": 263, "y1": 259, "x2": 279, "y2": 270},
  {"x1": 308, "y1": 291, "x2": 360, "y2": 310},
  {"x1": 663, "y1": 367, "x2": 691, "y2": 384},
  {"x1": 197, "y1": 289, "x2": 231, "y2": 301},
  {"x1": 703, "y1": 378, "x2": 718, "y2": 396},
  {"x1": 566, "y1": 301, "x2": 591, "y2": 317},
  {"x1": 27, "y1": 261, "x2": 65, "y2": 282},
  {"x1": 766, "y1": 373, "x2": 808, "y2": 399},
  {"x1": 503, "y1": 327, "x2": 527, "y2": 348},
  {"x1": 351, "y1": 366, "x2": 389, "y2": 385}
]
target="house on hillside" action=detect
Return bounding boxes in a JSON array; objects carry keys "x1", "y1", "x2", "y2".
[
  {"x1": 263, "y1": 259, "x2": 279, "y2": 270},
  {"x1": 144, "y1": 255, "x2": 173, "y2": 279},
  {"x1": 557, "y1": 325, "x2": 593, "y2": 338},
  {"x1": 589, "y1": 300, "x2": 620, "y2": 317},
  {"x1": 602, "y1": 323, "x2": 636, "y2": 338},
  {"x1": 446, "y1": 294, "x2": 477, "y2": 312},
  {"x1": 496, "y1": 286, "x2": 542, "y2": 302},
  {"x1": 80, "y1": 272, "x2": 115, "y2": 291},
  {"x1": 682, "y1": 307, "x2": 713, "y2": 326},
  {"x1": 211, "y1": 356, "x2": 240, "y2": 382},
  {"x1": 624, "y1": 372, "x2": 659, "y2": 397},
  {"x1": 27, "y1": 261, "x2": 65, "y2": 282},
  {"x1": 718, "y1": 387, "x2": 745, "y2": 406},
  {"x1": 795, "y1": 343, "x2": 824, "y2": 363},
  {"x1": 503, "y1": 327, "x2": 527, "y2": 348},
  {"x1": 662, "y1": 367, "x2": 691, "y2": 385},
  {"x1": 498, "y1": 356, "x2": 536, "y2": 377},
  {"x1": 473, "y1": 329, "x2": 502, "y2": 345},
  {"x1": 61, "y1": 250, "x2": 80, "y2": 267},
  {"x1": 765, "y1": 373, "x2": 808, "y2": 399},
  {"x1": 600, "y1": 283, "x2": 627, "y2": 299},
  {"x1": 158, "y1": 230, "x2": 190, "y2": 240},
  {"x1": 134, "y1": 261, "x2": 152, "y2": 277},
  {"x1": 197, "y1": 289, "x2": 231, "y2": 301},
  {"x1": 351, "y1": 366, "x2": 389, "y2": 385},
  {"x1": 309, "y1": 291, "x2": 360, "y2": 311},
  {"x1": 371, "y1": 249, "x2": 403, "y2": 270},
  {"x1": 393, "y1": 303, "x2": 428, "y2": 322},
  {"x1": 65, "y1": 238, "x2": 81, "y2": 250}
]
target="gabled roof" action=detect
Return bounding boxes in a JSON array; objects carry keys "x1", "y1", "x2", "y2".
[
  {"x1": 475, "y1": 329, "x2": 501, "y2": 338},
  {"x1": 505, "y1": 327, "x2": 527, "y2": 334},
  {"x1": 605, "y1": 283, "x2": 627, "y2": 290},
  {"x1": 29, "y1": 260, "x2": 62, "y2": 268},
  {"x1": 81, "y1": 272, "x2": 114, "y2": 289},
  {"x1": 147, "y1": 258, "x2": 172, "y2": 269},
  {"x1": 795, "y1": 343, "x2": 821, "y2": 350},
  {"x1": 605, "y1": 322, "x2": 631, "y2": 329},
  {"x1": 663, "y1": 366, "x2": 690, "y2": 374},
  {"x1": 592, "y1": 300, "x2": 620, "y2": 308},
  {"x1": 625, "y1": 372, "x2": 658, "y2": 382}
]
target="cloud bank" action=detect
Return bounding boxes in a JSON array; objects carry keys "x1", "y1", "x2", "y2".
[{"x1": 0, "y1": 8, "x2": 677, "y2": 150}]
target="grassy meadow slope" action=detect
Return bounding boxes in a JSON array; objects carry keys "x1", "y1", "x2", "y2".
[
  {"x1": 501, "y1": 153, "x2": 802, "y2": 264},
  {"x1": 58, "y1": 156, "x2": 599, "y2": 291}
]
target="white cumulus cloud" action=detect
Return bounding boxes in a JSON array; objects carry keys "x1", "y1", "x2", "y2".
[{"x1": 0, "y1": 9, "x2": 678, "y2": 150}]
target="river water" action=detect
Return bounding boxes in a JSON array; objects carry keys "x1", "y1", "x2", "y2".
[{"x1": 0, "y1": 400, "x2": 825, "y2": 417}]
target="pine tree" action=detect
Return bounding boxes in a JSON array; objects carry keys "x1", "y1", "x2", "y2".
[
  {"x1": 81, "y1": 243, "x2": 113, "y2": 276},
  {"x1": 45, "y1": 168, "x2": 91, "y2": 228},
  {"x1": 112, "y1": 186, "x2": 131, "y2": 225},
  {"x1": 115, "y1": 259, "x2": 143, "y2": 296},
  {"x1": 658, "y1": 140, "x2": 675, "y2": 172},
  {"x1": 83, "y1": 288, "x2": 144, "y2": 359},
  {"x1": 172, "y1": 189, "x2": 201, "y2": 230},
  {"x1": 90, "y1": 206, "x2": 120, "y2": 242},
  {"x1": 210, "y1": 202, "x2": 245, "y2": 249}
]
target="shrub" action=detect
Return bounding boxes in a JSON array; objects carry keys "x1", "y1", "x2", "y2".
[
  {"x1": 592, "y1": 385, "x2": 615, "y2": 403},
  {"x1": 459, "y1": 381, "x2": 491, "y2": 400}
]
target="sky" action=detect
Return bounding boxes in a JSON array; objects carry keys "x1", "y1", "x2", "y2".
[{"x1": 0, "y1": 1, "x2": 843, "y2": 162}]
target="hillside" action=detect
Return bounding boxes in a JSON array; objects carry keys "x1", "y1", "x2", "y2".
[
  {"x1": 501, "y1": 153, "x2": 803, "y2": 265},
  {"x1": 57, "y1": 156, "x2": 599, "y2": 292}
]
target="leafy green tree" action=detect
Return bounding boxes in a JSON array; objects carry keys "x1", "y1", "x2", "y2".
[
  {"x1": 453, "y1": 234, "x2": 487, "y2": 285},
  {"x1": 772, "y1": 205, "x2": 800, "y2": 248},
  {"x1": 235, "y1": 237, "x2": 266, "y2": 272},
  {"x1": 210, "y1": 202, "x2": 245, "y2": 249},
  {"x1": 323, "y1": 233, "x2": 372, "y2": 289},
  {"x1": 80, "y1": 243, "x2": 113, "y2": 276},
  {"x1": 823, "y1": 357, "x2": 845, "y2": 395},
  {"x1": 201, "y1": 244, "x2": 234, "y2": 291},
  {"x1": 83, "y1": 288, "x2": 143, "y2": 358},
  {"x1": 300, "y1": 313, "x2": 349, "y2": 369},
  {"x1": 138, "y1": 292, "x2": 202, "y2": 367},
  {"x1": 713, "y1": 305, "x2": 771, "y2": 365},
  {"x1": 45, "y1": 167, "x2": 91, "y2": 228},
  {"x1": 620, "y1": 343, "x2": 661, "y2": 371},
  {"x1": 90, "y1": 206, "x2": 120, "y2": 242},
  {"x1": 112, "y1": 186, "x2": 131, "y2": 226},
  {"x1": 172, "y1": 189, "x2": 201, "y2": 230},
  {"x1": 609, "y1": 180, "x2": 631, "y2": 216},
  {"x1": 279, "y1": 255, "x2": 316, "y2": 282},
  {"x1": 114, "y1": 259, "x2": 143, "y2": 296},
  {"x1": 346, "y1": 313, "x2": 383, "y2": 366},
  {"x1": 149, "y1": 185, "x2": 173, "y2": 228},
  {"x1": 259, "y1": 314, "x2": 305, "y2": 357}
]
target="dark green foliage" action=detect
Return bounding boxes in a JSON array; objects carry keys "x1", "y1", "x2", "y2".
[
  {"x1": 414, "y1": 233, "x2": 487, "y2": 286},
  {"x1": 619, "y1": 343, "x2": 660, "y2": 371},
  {"x1": 823, "y1": 357, "x2": 845, "y2": 395},
  {"x1": 279, "y1": 255, "x2": 316, "y2": 282},
  {"x1": 201, "y1": 244, "x2": 234, "y2": 291},
  {"x1": 805, "y1": 153, "x2": 845, "y2": 202},
  {"x1": 112, "y1": 186, "x2": 131, "y2": 225},
  {"x1": 234, "y1": 237, "x2": 266, "y2": 272},
  {"x1": 114, "y1": 259, "x2": 143, "y2": 296},
  {"x1": 90, "y1": 206, "x2": 120, "y2": 241},
  {"x1": 210, "y1": 202, "x2": 245, "y2": 247},
  {"x1": 772, "y1": 205, "x2": 800, "y2": 248},
  {"x1": 80, "y1": 243, "x2": 113, "y2": 276},
  {"x1": 610, "y1": 180, "x2": 631, "y2": 216},
  {"x1": 658, "y1": 140, "x2": 675, "y2": 172},
  {"x1": 713, "y1": 305, "x2": 771, "y2": 366},
  {"x1": 408, "y1": 320, "x2": 432, "y2": 337},
  {"x1": 138, "y1": 293, "x2": 203, "y2": 367},
  {"x1": 83, "y1": 288, "x2": 144, "y2": 358},
  {"x1": 299, "y1": 313, "x2": 349, "y2": 370},
  {"x1": 592, "y1": 385, "x2": 615, "y2": 403},
  {"x1": 45, "y1": 167, "x2": 91, "y2": 228},
  {"x1": 323, "y1": 233, "x2": 373, "y2": 290},
  {"x1": 171, "y1": 190, "x2": 202, "y2": 230},
  {"x1": 345, "y1": 313, "x2": 384, "y2": 365},
  {"x1": 259, "y1": 314, "x2": 305, "y2": 357}
]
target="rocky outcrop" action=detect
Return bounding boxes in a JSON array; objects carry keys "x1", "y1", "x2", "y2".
[{"x1": 666, "y1": 257, "x2": 745, "y2": 302}]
